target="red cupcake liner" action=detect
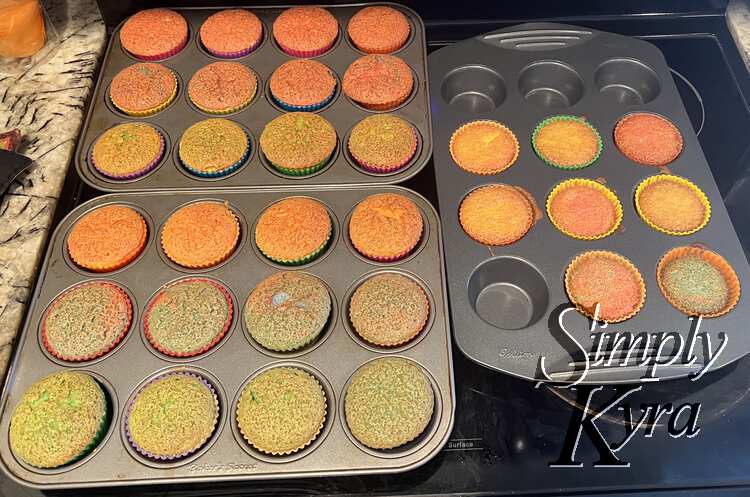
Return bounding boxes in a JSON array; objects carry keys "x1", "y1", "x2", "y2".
[
  {"x1": 91, "y1": 130, "x2": 165, "y2": 181},
  {"x1": 349, "y1": 127, "x2": 417, "y2": 174},
  {"x1": 276, "y1": 37, "x2": 336, "y2": 58},
  {"x1": 353, "y1": 233, "x2": 421, "y2": 262},
  {"x1": 355, "y1": 92, "x2": 410, "y2": 111},
  {"x1": 127, "y1": 33, "x2": 189, "y2": 61}
]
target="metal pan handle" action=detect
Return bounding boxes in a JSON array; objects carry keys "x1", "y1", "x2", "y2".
[{"x1": 479, "y1": 24, "x2": 596, "y2": 51}]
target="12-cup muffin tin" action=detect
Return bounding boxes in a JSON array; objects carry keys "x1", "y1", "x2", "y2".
[
  {"x1": 428, "y1": 23, "x2": 750, "y2": 383},
  {"x1": 74, "y1": 3, "x2": 432, "y2": 192},
  {"x1": 0, "y1": 186, "x2": 454, "y2": 489}
]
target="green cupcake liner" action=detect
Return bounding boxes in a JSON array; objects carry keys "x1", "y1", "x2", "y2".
[
  {"x1": 260, "y1": 233, "x2": 331, "y2": 266},
  {"x1": 67, "y1": 387, "x2": 111, "y2": 465},
  {"x1": 531, "y1": 115, "x2": 603, "y2": 170},
  {"x1": 270, "y1": 156, "x2": 330, "y2": 177}
]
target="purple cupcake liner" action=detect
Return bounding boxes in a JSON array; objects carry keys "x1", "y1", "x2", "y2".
[
  {"x1": 124, "y1": 371, "x2": 219, "y2": 461},
  {"x1": 205, "y1": 38, "x2": 261, "y2": 59},
  {"x1": 91, "y1": 128, "x2": 165, "y2": 181}
]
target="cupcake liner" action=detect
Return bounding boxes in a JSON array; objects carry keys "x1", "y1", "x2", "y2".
[
  {"x1": 91, "y1": 129, "x2": 165, "y2": 181},
  {"x1": 532, "y1": 115, "x2": 602, "y2": 170},
  {"x1": 161, "y1": 207, "x2": 240, "y2": 269},
  {"x1": 513, "y1": 186, "x2": 543, "y2": 225},
  {"x1": 449, "y1": 120, "x2": 519, "y2": 175},
  {"x1": 110, "y1": 70, "x2": 178, "y2": 117},
  {"x1": 546, "y1": 178, "x2": 623, "y2": 240},
  {"x1": 352, "y1": 36, "x2": 407, "y2": 55},
  {"x1": 180, "y1": 132, "x2": 251, "y2": 178},
  {"x1": 127, "y1": 33, "x2": 189, "y2": 62},
  {"x1": 351, "y1": 284, "x2": 429, "y2": 347},
  {"x1": 272, "y1": 85, "x2": 336, "y2": 112},
  {"x1": 349, "y1": 126, "x2": 417, "y2": 174},
  {"x1": 189, "y1": 72, "x2": 257, "y2": 115},
  {"x1": 355, "y1": 92, "x2": 410, "y2": 112},
  {"x1": 41, "y1": 282, "x2": 133, "y2": 362},
  {"x1": 69, "y1": 387, "x2": 111, "y2": 465},
  {"x1": 125, "y1": 372, "x2": 219, "y2": 461},
  {"x1": 459, "y1": 184, "x2": 534, "y2": 246},
  {"x1": 635, "y1": 174, "x2": 711, "y2": 236},
  {"x1": 656, "y1": 245, "x2": 740, "y2": 318},
  {"x1": 68, "y1": 210, "x2": 148, "y2": 273},
  {"x1": 277, "y1": 38, "x2": 336, "y2": 58},
  {"x1": 352, "y1": 229, "x2": 421, "y2": 262},
  {"x1": 205, "y1": 37, "x2": 261, "y2": 59},
  {"x1": 260, "y1": 229, "x2": 331, "y2": 266},
  {"x1": 614, "y1": 113, "x2": 684, "y2": 166},
  {"x1": 143, "y1": 278, "x2": 233, "y2": 357},
  {"x1": 269, "y1": 155, "x2": 331, "y2": 177}
]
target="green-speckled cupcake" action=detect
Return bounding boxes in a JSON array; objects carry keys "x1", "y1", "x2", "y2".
[
  {"x1": 244, "y1": 271, "x2": 331, "y2": 352},
  {"x1": 178, "y1": 118, "x2": 250, "y2": 178},
  {"x1": 260, "y1": 112, "x2": 336, "y2": 176},
  {"x1": 91, "y1": 122, "x2": 165, "y2": 180},
  {"x1": 345, "y1": 357, "x2": 433, "y2": 450},
  {"x1": 10, "y1": 372, "x2": 109, "y2": 468},
  {"x1": 236, "y1": 367, "x2": 326, "y2": 455}
]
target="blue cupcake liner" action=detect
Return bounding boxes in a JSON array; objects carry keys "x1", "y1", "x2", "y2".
[
  {"x1": 272, "y1": 85, "x2": 336, "y2": 112},
  {"x1": 180, "y1": 132, "x2": 251, "y2": 178}
]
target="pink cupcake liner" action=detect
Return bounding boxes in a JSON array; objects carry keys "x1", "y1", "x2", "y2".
[
  {"x1": 91, "y1": 130, "x2": 165, "y2": 180},
  {"x1": 353, "y1": 234, "x2": 421, "y2": 263},
  {"x1": 277, "y1": 38, "x2": 336, "y2": 58},
  {"x1": 349, "y1": 127, "x2": 418, "y2": 174},
  {"x1": 128, "y1": 34, "x2": 189, "y2": 61}
]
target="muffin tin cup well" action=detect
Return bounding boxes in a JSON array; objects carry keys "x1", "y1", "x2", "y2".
[
  {"x1": 75, "y1": 3, "x2": 432, "y2": 192},
  {"x1": 0, "y1": 186, "x2": 454, "y2": 489},
  {"x1": 428, "y1": 22, "x2": 750, "y2": 384}
]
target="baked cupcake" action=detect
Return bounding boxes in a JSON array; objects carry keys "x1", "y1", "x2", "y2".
[
  {"x1": 345, "y1": 357, "x2": 433, "y2": 450},
  {"x1": 120, "y1": 9, "x2": 188, "y2": 61},
  {"x1": 532, "y1": 115, "x2": 602, "y2": 169},
  {"x1": 255, "y1": 197, "x2": 332, "y2": 265},
  {"x1": 348, "y1": 6, "x2": 410, "y2": 54},
  {"x1": 657, "y1": 246, "x2": 740, "y2": 317},
  {"x1": 109, "y1": 63, "x2": 177, "y2": 116},
  {"x1": 349, "y1": 193, "x2": 423, "y2": 262},
  {"x1": 244, "y1": 271, "x2": 331, "y2": 352},
  {"x1": 348, "y1": 114, "x2": 417, "y2": 173},
  {"x1": 42, "y1": 281, "x2": 132, "y2": 362},
  {"x1": 67, "y1": 204, "x2": 147, "y2": 272},
  {"x1": 565, "y1": 251, "x2": 645, "y2": 323},
  {"x1": 161, "y1": 201, "x2": 240, "y2": 269},
  {"x1": 237, "y1": 367, "x2": 327, "y2": 455},
  {"x1": 91, "y1": 122, "x2": 164, "y2": 180},
  {"x1": 343, "y1": 54, "x2": 413, "y2": 111},
  {"x1": 188, "y1": 62, "x2": 257, "y2": 115},
  {"x1": 459, "y1": 184, "x2": 535, "y2": 245},
  {"x1": 144, "y1": 278, "x2": 233, "y2": 357},
  {"x1": 10, "y1": 372, "x2": 108, "y2": 468},
  {"x1": 449, "y1": 120, "x2": 519, "y2": 175},
  {"x1": 273, "y1": 6, "x2": 338, "y2": 57},
  {"x1": 178, "y1": 118, "x2": 250, "y2": 177},
  {"x1": 269, "y1": 59, "x2": 337, "y2": 111},
  {"x1": 200, "y1": 9, "x2": 263, "y2": 58},
  {"x1": 635, "y1": 174, "x2": 710, "y2": 235},
  {"x1": 349, "y1": 273, "x2": 429, "y2": 347},
  {"x1": 546, "y1": 178, "x2": 622, "y2": 240},
  {"x1": 614, "y1": 113, "x2": 683, "y2": 166},
  {"x1": 260, "y1": 112, "x2": 337, "y2": 176},
  {"x1": 125, "y1": 372, "x2": 218, "y2": 460}
]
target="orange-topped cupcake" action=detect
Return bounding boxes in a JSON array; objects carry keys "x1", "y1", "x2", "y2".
[
  {"x1": 449, "y1": 120, "x2": 519, "y2": 175},
  {"x1": 532, "y1": 115, "x2": 602, "y2": 169},
  {"x1": 347, "y1": 6, "x2": 410, "y2": 54},
  {"x1": 342, "y1": 54, "x2": 413, "y2": 111},
  {"x1": 614, "y1": 113, "x2": 683, "y2": 166},
  {"x1": 349, "y1": 193, "x2": 422, "y2": 262},
  {"x1": 161, "y1": 201, "x2": 239, "y2": 269},
  {"x1": 459, "y1": 184, "x2": 534, "y2": 245},
  {"x1": 67, "y1": 205, "x2": 147, "y2": 272},
  {"x1": 635, "y1": 174, "x2": 710, "y2": 235},
  {"x1": 273, "y1": 6, "x2": 338, "y2": 57},
  {"x1": 547, "y1": 179, "x2": 622, "y2": 240}
]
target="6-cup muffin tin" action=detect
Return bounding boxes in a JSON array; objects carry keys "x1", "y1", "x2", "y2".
[
  {"x1": 0, "y1": 186, "x2": 454, "y2": 489},
  {"x1": 75, "y1": 3, "x2": 432, "y2": 192},
  {"x1": 428, "y1": 23, "x2": 750, "y2": 383}
]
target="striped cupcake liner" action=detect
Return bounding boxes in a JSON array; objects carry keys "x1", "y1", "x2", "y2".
[
  {"x1": 90, "y1": 128, "x2": 165, "y2": 181},
  {"x1": 546, "y1": 178, "x2": 623, "y2": 241},
  {"x1": 269, "y1": 155, "x2": 331, "y2": 177},
  {"x1": 531, "y1": 115, "x2": 603, "y2": 170},
  {"x1": 349, "y1": 126, "x2": 418, "y2": 174},
  {"x1": 179, "y1": 134, "x2": 251, "y2": 178},
  {"x1": 277, "y1": 38, "x2": 336, "y2": 58},
  {"x1": 271, "y1": 85, "x2": 336, "y2": 112},
  {"x1": 110, "y1": 70, "x2": 179, "y2": 117},
  {"x1": 127, "y1": 33, "x2": 189, "y2": 61}
]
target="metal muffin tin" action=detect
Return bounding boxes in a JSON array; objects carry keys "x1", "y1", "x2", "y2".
[
  {"x1": 0, "y1": 186, "x2": 454, "y2": 489},
  {"x1": 428, "y1": 22, "x2": 750, "y2": 383},
  {"x1": 75, "y1": 2, "x2": 431, "y2": 192}
]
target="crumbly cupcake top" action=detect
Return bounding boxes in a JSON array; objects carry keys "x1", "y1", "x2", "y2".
[
  {"x1": 459, "y1": 184, "x2": 534, "y2": 245},
  {"x1": 10, "y1": 372, "x2": 107, "y2": 468},
  {"x1": 349, "y1": 114, "x2": 416, "y2": 169},
  {"x1": 449, "y1": 120, "x2": 519, "y2": 175},
  {"x1": 547, "y1": 179, "x2": 621, "y2": 239},
  {"x1": 179, "y1": 118, "x2": 248, "y2": 173},
  {"x1": 614, "y1": 113, "x2": 683, "y2": 166},
  {"x1": 660, "y1": 254, "x2": 730, "y2": 316},
  {"x1": 270, "y1": 59, "x2": 337, "y2": 107},
  {"x1": 255, "y1": 197, "x2": 331, "y2": 262},
  {"x1": 110, "y1": 63, "x2": 176, "y2": 114},
  {"x1": 120, "y1": 9, "x2": 188, "y2": 59},
  {"x1": 92, "y1": 123, "x2": 163, "y2": 176},
  {"x1": 348, "y1": 6, "x2": 410, "y2": 54},
  {"x1": 260, "y1": 112, "x2": 337, "y2": 170},
  {"x1": 349, "y1": 193, "x2": 423, "y2": 259},
  {"x1": 273, "y1": 6, "x2": 338, "y2": 54},
  {"x1": 188, "y1": 62, "x2": 257, "y2": 113},
  {"x1": 200, "y1": 9, "x2": 263, "y2": 55},
  {"x1": 343, "y1": 54, "x2": 413, "y2": 108},
  {"x1": 532, "y1": 116, "x2": 601, "y2": 168},
  {"x1": 636, "y1": 175, "x2": 709, "y2": 234},
  {"x1": 345, "y1": 357, "x2": 433, "y2": 450}
]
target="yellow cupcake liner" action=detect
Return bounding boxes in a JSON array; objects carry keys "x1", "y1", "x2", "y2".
[
  {"x1": 190, "y1": 72, "x2": 257, "y2": 115},
  {"x1": 449, "y1": 120, "x2": 520, "y2": 175},
  {"x1": 459, "y1": 183, "x2": 534, "y2": 245},
  {"x1": 111, "y1": 71, "x2": 178, "y2": 117},
  {"x1": 634, "y1": 174, "x2": 711, "y2": 236},
  {"x1": 546, "y1": 178, "x2": 623, "y2": 240}
]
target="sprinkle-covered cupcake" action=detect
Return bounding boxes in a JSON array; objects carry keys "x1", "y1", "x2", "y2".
[
  {"x1": 614, "y1": 113, "x2": 683, "y2": 166},
  {"x1": 120, "y1": 9, "x2": 188, "y2": 61},
  {"x1": 125, "y1": 372, "x2": 219, "y2": 461},
  {"x1": 345, "y1": 357, "x2": 433, "y2": 450},
  {"x1": 532, "y1": 115, "x2": 602, "y2": 169},
  {"x1": 343, "y1": 54, "x2": 413, "y2": 111},
  {"x1": 161, "y1": 201, "x2": 240, "y2": 269},
  {"x1": 200, "y1": 9, "x2": 263, "y2": 58},
  {"x1": 349, "y1": 273, "x2": 429, "y2": 347},
  {"x1": 349, "y1": 193, "x2": 423, "y2": 262},
  {"x1": 348, "y1": 114, "x2": 417, "y2": 173},
  {"x1": 237, "y1": 367, "x2": 327, "y2": 455},
  {"x1": 178, "y1": 118, "x2": 250, "y2": 178},
  {"x1": 188, "y1": 62, "x2": 257, "y2": 115},
  {"x1": 348, "y1": 6, "x2": 410, "y2": 54},
  {"x1": 260, "y1": 112, "x2": 337, "y2": 176},
  {"x1": 144, "y1": 278, "x2": 233, "y2": 357},
  {"x1": 10, "y1": 372, "x2": 109, "y2": 468},
  {"x1": 547, "y1": 178, "x2": 622, "y2": 240},
  {"x1": 449, "y1": 120, "x2": 519, "y2": 175},
  {"x1": 91, "y1": 122, "x2": 164, "y2": 180},
  {"x1": 635, "y1": 174, "x2": 710, "y2": 235},
  {"x1": 269, "y1": 59, "x2": 337, "y2": 111},
  {"x1": 255, "y1": 197, "x2": 332, "y2": 265},
  {"x1": 657, "y1": 246, "x2": 740, "y2": 317},
  {"x1": 273, "y1": 6, "x2": 338, "y2": 57},
  {"x1": 565, "y1": 250, "x2": 646, "y2": 323},
  {"x1": 42, "y1": 281, "x2": 132, "y2": 362},
  {"x1": 67, "y1": 204, "x2": 147, "y2": 272},
  {"x1": 244, "y1": 271, "x2": 331, "y2": 352},
  {"x1": 459, "y1": 184, "x2": 535, "y2": 245},
  {"x1": 109, "y1": 63, "x2": 177, "y2": 116}
]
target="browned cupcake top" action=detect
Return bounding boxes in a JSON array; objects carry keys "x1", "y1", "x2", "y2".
[
  {"x1": 110, "y1": 63, "x2": 176, "y2": 113},
  {"x1": 273, "y1": 6, "x2": 338, "y2": 54},
  {"x1": 343, "y1": 55, "x2": 413, "y2": 107},
  {"x1": 120, "y1": 9, "x2": 188, "y2": 59},
  {"x1": 347, "y1": 6, "x2": 410, "y2": 54},
  {"x1": 200, "y1": 9, "x2": 263, "y2": 54},
  {"x1": 270, "y1": 59, "x2": 337, "y2": 107},
  {"x1": 255, "y1": 197, "x2": 332, "y2": 261},
  {"x1": 188, "y1": 62, "x2": 257, "y2": 112},
  {"x1": 349, "y1": 193, "x2": 422, "y2": 259}
]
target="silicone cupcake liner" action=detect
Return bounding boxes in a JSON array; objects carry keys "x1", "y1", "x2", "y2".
[
  {"x1": 635, "y1": 174, "x2": 711, "y2": 236},
  {"x1": 656, "y1": 245, "x2": 741, "y2": 318},
  {"x1": 546, "y1": 178, "x2": 623, "y2": 240},
  {"x1": 349, "y1": 126, "x2": 418, "y2": 174},
  {"x1": 449, "y1": 120, "x2": 519, "y2": 175},
  {"x1": 179, "y1": 133, "x2": 251, "y2": 179},
  {"x1": 458, "y1": 184, "x2": 534, "y2": 245},
  {"x1": 90, "y1": 129, "x2": 165, "y2": 181},
  {"x1": 277, "y1": 38, "x2": 336, "y2": 58},
  {"x1": 126, "y1": 33, "x2": 189, "y2": 61},
  {"x1": 205, "y1": 37, "x2": 261, "y2": 59},
  {"x1": 259, "y1": 230, "x2": 332, "y2": 266},
  {"x1": 614, "y1": 112, "x2": 684, "y2": 166},
  {"x1": 161, "y1": 208, "x2": 240, "y2": 269},
  {"x1": 110, "y1": 71, "x2": 178, "y2": 117},
  {"x1": 269, "y1": 155, "x2": 331, "y2": 177},
  {"x1": 189, "y1": 71, "x2": 257, "y2": 115},
  {"x1": 143, "y1": 278, "x2": 233, "y2": 357},
  {"x1": 352, "y1": 230, "x2": 421, "y2": 263},
  {"x1": 356, "y1": 93, "x2": 409, "y2": 112},
  {"x1": 531, "y1": 115, "x2": 603, "y2": 170},
  {"x1": 272, "y1": 86, "x2": 336, "y2": 112}
]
